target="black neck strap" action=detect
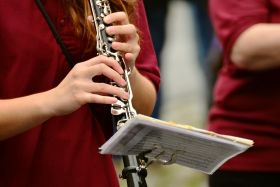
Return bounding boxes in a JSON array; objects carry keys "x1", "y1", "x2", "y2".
[{"x1": 35, "y1": 0, "x2": 74, "y2": 67}]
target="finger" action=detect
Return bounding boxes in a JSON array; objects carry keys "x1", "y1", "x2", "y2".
[
  {"x1": 87, "y1": 15, "x2": 93, "y2": 22},
  {"x1": 106, "y1": 24, "x2": 137, "y2": 37},
  {"x1": 104, "y1": 12, "x2": 128, "y2": 25},
  {"x1": 84, "y1": 93, "x2": 118, "y2": 104},
  {"x1": 89, "y1": 64, "x2": 126, "y2": 86},
  {"x1": 84, "y1": 55, "x2": 124, "y2": 75},
  {"x1": 112, "y1": 42, "x2": 136, "y2": 53},
  {"x1": 91, "y1": 82, "x2": 129, "y2": 100},
  {"x1": 124, "y1": 53, "x2": 136, "y2": 63}
]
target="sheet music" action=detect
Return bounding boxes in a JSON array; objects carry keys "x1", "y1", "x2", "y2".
[{"x1": 100, "y1": 115, "x2": 253, "y2": 174}]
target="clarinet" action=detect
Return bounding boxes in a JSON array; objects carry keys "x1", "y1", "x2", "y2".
[{"x1": 88, "y1": 1, "x2": 148, "y2": 186}]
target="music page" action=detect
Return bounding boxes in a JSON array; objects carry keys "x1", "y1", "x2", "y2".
[{"x1": 99, "y1": 115, "x2": 253, "y2": 174}]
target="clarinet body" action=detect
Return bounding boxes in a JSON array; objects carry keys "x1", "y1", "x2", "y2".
[{"x1": 88, "y1": 1, "x2": 148, "y2": 186}]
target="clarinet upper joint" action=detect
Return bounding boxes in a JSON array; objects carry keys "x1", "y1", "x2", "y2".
[{"x1": 89, "y1": 0, "x2": 137, "y2": 126}]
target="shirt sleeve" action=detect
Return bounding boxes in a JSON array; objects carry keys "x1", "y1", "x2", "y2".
[
  {"x1": 134, "y1": 0, "x2": 161, "y2": 91},
  {"x1": 209, "y1": 0, "x2": 269, "y2": 65}
]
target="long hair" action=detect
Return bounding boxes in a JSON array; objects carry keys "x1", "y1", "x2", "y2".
[{"x1": 64, "y1": 0, "x2": 137, "y2": 51}]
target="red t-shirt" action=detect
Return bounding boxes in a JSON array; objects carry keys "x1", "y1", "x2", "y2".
[
  {"x1": 209, "y1": 0, "x2": 280, "y2": 172},
  {"x1": 0, "y1": 1, "x2": 159, "y2": 186}
]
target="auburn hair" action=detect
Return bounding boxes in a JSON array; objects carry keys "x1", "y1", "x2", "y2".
[{"x1": 63, "y1": 0, "x2": 137, "y2": 51}]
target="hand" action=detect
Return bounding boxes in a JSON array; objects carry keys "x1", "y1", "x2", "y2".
[
  {"x1": 48, "y1": 55, "x2": 129, "y2": 116},
  {"x1": 104, "y1": 12, "x2": 140, "y2": 71}
]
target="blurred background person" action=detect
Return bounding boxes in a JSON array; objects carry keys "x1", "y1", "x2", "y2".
[
  {"x1": 187, "y1": 0, "x2": 213, "y2": 66},
  {"x1": 143, "y1": 0, "x2": 171, "y2": 119},
  {"x1": 144, "y1": 0, "x2": 215, "y2": 119},
  {"x1": 205, "y1": 36, "x2": 223, "y2": 107},
  {"x1": 186, "y1": 0, "x2": 217, "y2": 109},
  {"x1": 208, "y1": 0, "x2": 280, "y2": 187}
]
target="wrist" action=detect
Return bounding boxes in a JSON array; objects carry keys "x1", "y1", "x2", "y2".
[{"x1": 36, "y1": 89, "x2": 59, "y2": 118}]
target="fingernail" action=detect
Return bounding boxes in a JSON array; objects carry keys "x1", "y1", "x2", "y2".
[
  {"x1": 111, "y1": 97, "x2": 118, "y2": 104},
  {"x1": 124, "y1": 92, "x2": 129, "y2": 99},
  {"x1": 87, "y1": 16, "x2": 93, "y2": 22},
  {"x1": 121, "y1": 79, "x2": 127, "y2": 86},
  {"x1": 106, "y1": 27, "x2": 112, "y2": 35},
  {"x1": 103, "y1": 16, "x2": 109, "y2": 23}
]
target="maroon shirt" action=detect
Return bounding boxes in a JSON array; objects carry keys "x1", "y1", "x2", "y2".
[
  {"x1": 209, "y1": 0, "x2": 280, "y2": 172},
  {"x1": 0, "y1": 0, "x2": 160, "y2": 186}
]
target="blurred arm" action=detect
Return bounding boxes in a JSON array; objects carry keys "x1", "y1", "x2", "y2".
[{"x1": 231, "y1": 23, "x2": 280, "y2": 71}]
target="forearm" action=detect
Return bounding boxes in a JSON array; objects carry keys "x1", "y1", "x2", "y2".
[
  {"x1": 0, "y1": 56, "x2": 133, "y2": 140},
  {"x1": 0, "y1": 91, "x2": 54, "y2": 140},
  {"x1": 129, "y1": 68, "x2": 157, "y2": 116},
  {"x1": 231, "y1": 23, "x2": 280, "y2": 71}
]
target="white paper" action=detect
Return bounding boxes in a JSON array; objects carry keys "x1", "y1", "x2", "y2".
[{"x1": 100, "y1": 115, "x2": 253, "y2": 174}]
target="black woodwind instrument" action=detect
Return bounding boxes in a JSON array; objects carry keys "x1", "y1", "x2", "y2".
[{"x1": 88, "y1": 0, "x2": 148, "y2": 186}]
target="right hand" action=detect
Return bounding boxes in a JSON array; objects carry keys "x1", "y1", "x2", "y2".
[{"x1": 48, "y1": 55, "x2": 129, "y2": 116}]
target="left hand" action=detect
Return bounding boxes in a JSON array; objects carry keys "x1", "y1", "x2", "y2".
[{"x1": 104, "y1": 12, "x2": 140, "y2": 71}]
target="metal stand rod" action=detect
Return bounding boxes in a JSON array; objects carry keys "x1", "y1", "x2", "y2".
[{"x1": 121, "y1": 155, "x2": 148, "y2": 187}]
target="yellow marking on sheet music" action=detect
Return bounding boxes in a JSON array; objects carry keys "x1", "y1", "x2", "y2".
[{"x1": 137, "y1": 114, "x2": 254, "y2": 147}]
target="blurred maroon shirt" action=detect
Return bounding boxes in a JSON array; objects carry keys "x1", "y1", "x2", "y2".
[{"x1": 209, "y1": 0, "x2": 280, "y2": 172}]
